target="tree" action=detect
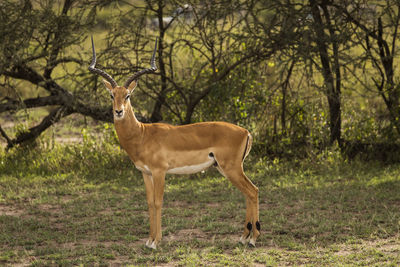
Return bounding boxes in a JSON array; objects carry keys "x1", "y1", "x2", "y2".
[
  {"x1": 0, "y1": 0, "x2": 275, "y2": 148},
  {"x1": 0, "y1": 0, "x2": 115, "y2": 148},
  {"x1": 102, "y1": 0, "x2": 276, "y2": 125},
  {"x1": 333, "y1": 0, "x2": 400, "y2": 136},
  {"x1": 309, "y1": 0, "x2": 345, "y2": 145},
  {"x1": 262, "y1": 0, "x2": 356, "y2": 146}
]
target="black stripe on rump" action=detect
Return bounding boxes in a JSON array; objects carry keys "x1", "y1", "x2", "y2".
[{"x1": 242, "y1": 134, "x2": 249, "y2": 161}]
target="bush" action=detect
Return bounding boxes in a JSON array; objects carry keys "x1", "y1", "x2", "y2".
[{"x1": 0, "y1": 123, "x2": 132, "y2": 180}]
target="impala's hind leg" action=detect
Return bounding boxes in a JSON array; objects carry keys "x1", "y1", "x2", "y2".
[
  {"x1": 217, "y1": 165, "x2": 260, "y2": 246},
  {"x1": 239, "y1": 197, "x2": 254, "y2": 245},
  {"x1": 237, "y1": 172, "x2": 259, "y2": 247}
]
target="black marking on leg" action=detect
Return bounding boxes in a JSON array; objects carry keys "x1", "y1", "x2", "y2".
[
  {"x1": 246, "y1": 222, "x2": 252, "y2": 231},
  {"x1": 256, "y1": 221, "x2": 261, "y2": 231},
  {"x1": 209, "y1": 152, "x2": 219, "y2": 167}
]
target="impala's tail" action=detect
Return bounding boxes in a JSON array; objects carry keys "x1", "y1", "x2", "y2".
[{"x1": 242, "y1": 133, "x2": 253, "y2": 162}]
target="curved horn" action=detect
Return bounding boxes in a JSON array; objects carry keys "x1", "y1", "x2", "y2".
[
  {"x1": 124, "y1": 37, "x2": 158, "y2": 88},
  {"x1": 88, "y1": 36, "x2": 117, "y2": 88}
]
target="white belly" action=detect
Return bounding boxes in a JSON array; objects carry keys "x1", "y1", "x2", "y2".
[{"x1": 167, "y1": 158, "x2": 215, "y2": 175}]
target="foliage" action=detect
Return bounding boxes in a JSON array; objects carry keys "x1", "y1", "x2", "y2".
[
  {"x1": 0, "y1": 123, "x2": 128, "y2": 179},
  {"x1": 1, "y1": 0, "x2": 400, "y2": 158}
]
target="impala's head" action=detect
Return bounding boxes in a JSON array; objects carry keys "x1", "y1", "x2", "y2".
[
  {"x1": 102, "y1": 80, "x2": 137, "y2": 120},
  {"x1": 88, "y1": 36, "x2": 157, "y2": 120}
]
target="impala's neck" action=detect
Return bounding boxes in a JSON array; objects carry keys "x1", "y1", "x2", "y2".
[{"x1": 114, "y1": 104, "x2": 143, "y2": 143}]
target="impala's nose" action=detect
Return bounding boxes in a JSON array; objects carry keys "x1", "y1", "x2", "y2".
[{"x1": 115, "y1": 110, "x2": 123, "y2": 117}]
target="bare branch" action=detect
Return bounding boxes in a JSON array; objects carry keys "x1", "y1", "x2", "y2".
[
  {"x1": 0, "y1": 95, "x2": 63, "y2": 113},
  {"x1": 6, "y1": 106, "x2": 73, "y2": 149},
  {"x1": 0, "y1": 125, "x2": 13, "y2": 147}
]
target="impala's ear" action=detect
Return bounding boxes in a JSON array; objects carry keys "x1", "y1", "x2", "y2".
[
  {"x1": 127, "y1": 80, "x2": 137, "y2": 93},
  {"x1": 102, "y1": 79, "x2": 113, "y2": 94}
]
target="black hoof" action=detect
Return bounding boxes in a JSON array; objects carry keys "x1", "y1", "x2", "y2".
[{"x1": 248, "y1": 242, "x2": 255, "y2": 248}]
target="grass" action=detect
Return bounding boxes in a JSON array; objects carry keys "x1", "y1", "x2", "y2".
[{"x1": 0, "y1": 133, "x2": 399, "y2": 266}]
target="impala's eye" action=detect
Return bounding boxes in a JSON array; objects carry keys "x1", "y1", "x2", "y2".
[{"x1": 125, "y1": 94, "x2": 130, "y2": 101}]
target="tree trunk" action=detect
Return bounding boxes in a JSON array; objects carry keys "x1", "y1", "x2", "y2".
[
  {"x1": 310, "y1": 0, "x2": 342, "y2": 146},
  {"x1": 150, "y1": 0, "x2": 168, "y2": 122}
]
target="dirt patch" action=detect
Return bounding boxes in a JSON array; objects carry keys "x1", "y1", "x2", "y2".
[
  {"x1": 99, "y1": 207, "x2": 114, "y2": 216},
  {"x1": 0, "y1": 204, "x2": 24, "y2": 217},
  {"x1": 334, "y1": 249, "x2": 352, "y2": 257},
  {"x1": 206, "y1": 202, "x2": 220, "y2": 208},
  {"x1": 165, "y1": 228, "x2": 208, "y2": 242},
  {"x1": 59, "y1": 195, "x2": 75, "y2": 204},
  {"x1": 79, "y1": 240, "x2": 118, "y2": 248},
  {"x1": 36, "y1": 203, "x2": 65, "y2": 220},
  {"x1": 365, "y1": 237, "x2": 400, "y2": 256},
  {"x1": 38, "y1": 203, "x2": 59, "y2": 211},
  {"x1": 57, "y1": 240, "x2": 122, "y2": 249},
  {"x1": 334, "y1": 235, "x2": 400, "y2": 257},
  {"x1": 165, "y1": 201, "x2": 191, "y2": 208}
]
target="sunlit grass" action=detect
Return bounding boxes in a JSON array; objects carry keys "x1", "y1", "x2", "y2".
[{"x1": 0, "y1": 137, "x2": 399, "y2": 265}]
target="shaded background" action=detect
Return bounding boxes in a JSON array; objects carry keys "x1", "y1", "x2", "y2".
[{"x1": 1, "y1": 0, "x2": 400, "y2": 161}]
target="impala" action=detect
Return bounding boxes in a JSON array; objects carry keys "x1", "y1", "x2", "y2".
[{"x1": 89, "y1": 36, "x2": 260, "y2": 249}]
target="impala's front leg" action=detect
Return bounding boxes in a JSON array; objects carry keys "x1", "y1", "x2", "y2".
[
  {"x1": 152, "y1": 169, "x2": 166, "y2": 249},
  {"x1": 142, "y1": 173, "x2": 156, "y2": 248}
]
